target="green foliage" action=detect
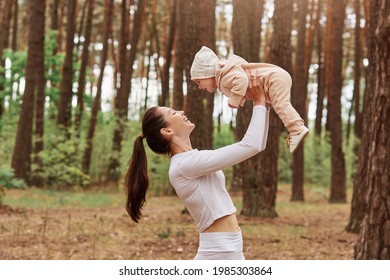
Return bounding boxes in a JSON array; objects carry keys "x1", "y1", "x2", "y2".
[
  {"x1": 148, "y1": 152, "x2": 171, "y2": 195},
  {"x1": 32, "y1": 131, "x2": 89, "y2": 189},
  {"x1": 278, "y1": 132, "x2": 292, "y2": 183},
  {"x1": 0, "y1": 166, "x2": 26, "y2": 205},
  {"x1": 213, "y1": 121, "x2": 235, "y2": 148},
  {"x1": 44, "y1": 30, "x2": 65, "y2": 104},
  {"x1": 304, "y1": 132, "x2": 331, "y2": 186},
  {"x1": 0, "y1": 49, "x2": 26, "y2": 106},
  {"x1": 0, "y1": 29, "x2": 64, "y2": 122},
  {"x1": 0, "y1": 166, "x2": 26, "y2": 189},
  {"x1": 88, "y1": 112, "x2": 117, "y2": 183}
]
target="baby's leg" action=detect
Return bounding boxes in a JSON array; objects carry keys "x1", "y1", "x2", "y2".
[{"x1": 268, "y1": 70, "x2": 307, "y2": 135}]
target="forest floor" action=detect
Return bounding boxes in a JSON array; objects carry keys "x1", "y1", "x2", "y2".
[{"x1": 0, "y1": 184, "x2": 357, "y2": 260}]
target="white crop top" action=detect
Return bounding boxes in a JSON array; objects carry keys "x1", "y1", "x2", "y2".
[{"x1": 168, "y1": 105, "x2": 269, "y2": 232}]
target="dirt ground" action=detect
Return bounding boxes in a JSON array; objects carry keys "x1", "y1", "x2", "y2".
[{"x1": 0, "y1": 185, "x2": 358, "y2": 260}]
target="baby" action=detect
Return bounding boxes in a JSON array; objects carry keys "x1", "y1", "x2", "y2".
[{"x1": 190, "y1": 46, "x2": 309, "y2": 153}]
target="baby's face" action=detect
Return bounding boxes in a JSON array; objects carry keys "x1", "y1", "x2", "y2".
[{"x1": 194, "y1": 78, "x2": 217, "y2": 93}]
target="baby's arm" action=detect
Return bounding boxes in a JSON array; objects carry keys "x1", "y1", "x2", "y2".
[
  {"x1": 228, "y1": 67, "x2": 268, "y2": 108},
  {"x1": 227, "y1": 68, "x2": 249, "y2": 108}
]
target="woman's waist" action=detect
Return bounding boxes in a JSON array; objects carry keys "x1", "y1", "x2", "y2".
[{"x1": 203, "y1": 214, "x2": 240, "y2": 233}]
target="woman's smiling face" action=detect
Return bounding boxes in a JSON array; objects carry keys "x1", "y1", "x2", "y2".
[{"x1": 158, "y1": 107, "x2": 195, "y2": 137}]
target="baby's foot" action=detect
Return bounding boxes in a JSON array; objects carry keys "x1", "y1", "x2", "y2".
[{"x1": 287, "y1": 127, "x2": 309, "y2": 153}]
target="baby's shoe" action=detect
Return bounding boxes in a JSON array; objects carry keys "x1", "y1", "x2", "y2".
[{"x1": 287, "y1": 127, "x2": 309, "y2": 153}]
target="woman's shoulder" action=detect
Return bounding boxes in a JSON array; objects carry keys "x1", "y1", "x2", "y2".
[{"x1": 171, "y1": 149, "x2": 198, "y2": 158}]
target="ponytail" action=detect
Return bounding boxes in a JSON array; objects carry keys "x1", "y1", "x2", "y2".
[
  {"x1": 124, "y1": 106, "x2": 171, "y2": 223},
  {"x1": 124, "y1": 136, "x2": 149, "y2": 223}
]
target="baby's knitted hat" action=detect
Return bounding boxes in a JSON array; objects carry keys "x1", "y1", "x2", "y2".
[{"x1": 190, "y1": 46, "x2": 218, "y2": 80}]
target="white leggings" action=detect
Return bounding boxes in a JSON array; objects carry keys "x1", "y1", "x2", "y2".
[{"x1": 194, "y1": 231, "x2": 245, "y2": 260}]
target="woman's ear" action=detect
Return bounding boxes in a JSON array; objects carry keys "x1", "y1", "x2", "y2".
[{"x1": 160, "y1": 128, "x2": 173, "y2": 137}]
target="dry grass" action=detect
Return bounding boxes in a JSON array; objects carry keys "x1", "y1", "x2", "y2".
[{"x1": 0, "y1": 184, "x2": 357, "y2": 260}]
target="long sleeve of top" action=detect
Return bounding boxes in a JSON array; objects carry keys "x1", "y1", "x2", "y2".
[{"x1": 169, "y1": 105, "x2": 269, "y2": 232}]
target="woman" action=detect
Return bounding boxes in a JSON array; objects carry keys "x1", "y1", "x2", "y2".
[{"x1": 124, "y1": 88, "x2": 269, "y2": 260}]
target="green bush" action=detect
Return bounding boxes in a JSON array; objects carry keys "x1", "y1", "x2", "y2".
[
  {"x1": 32, "y1": 132, "x2": 89, "y2": 189},
  {"x1": 0, "y1": 166, "x2": 26, "y2": 205}
]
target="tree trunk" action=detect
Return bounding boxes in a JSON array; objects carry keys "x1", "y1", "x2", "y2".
[
  {"x1": 75, "y1": 0, "x2": 88, "y2": 53},
  {"x1": 247, "y1": 0, "x2": 292, "y2": 217},
  {"x1": 107, "y1": 0, "x2": 145, "y2": 182},
  {"x1": 0, "y1": 0, "x2": 12, "y2": 55},
  {"x1": 353, "y1": 0, "x2": 363, "y2": 138},
  {"x1": 57, "y1": 0, "x2": 77, "y2": 130},
  {"x1": 107, "y1": 0, "x2": 130, "y2": 182},
  {"x1": 315, "y1": 0, "x2": 325, "y2": 135},
  {"x1": 291, "y1": 0, "x2": 308, "y2": 201},
  {"x1": 31, "y1": 0, "x2": 46, "y2": 186},
  {"x1": 326, "y1": 0, "x2": 346, "y2": 203},
  {"x1": 11, "y1": 0, "x2": 19, "y2": 51},
  {"x1": 82, "y1": 0, "x2": 114, "y2": 174},
  {"x1": 51, "y1": 0, "x2": 59, "y2": 30},
  {"x1": 346, "y1": 0, "x2": 370, "y2": 234},
  {"x1": 160, "y1": 0, "x2": 176, "y2": 107},
  {"x1": 75, "y1": 0, "x2": 94, "y2": 137},
  {"x1": 0, "y1": 0, "x2": 13, "y2": 118},
  {"x1": 230, "y1": 0, "x2": 264, "y2": 213},
  {"x1": 185, "y1": 0, "x2": 216, "y2": 150},
  {"x1": 11, "y1": 0, "x2": 45, "y2": 181},
  {"x1": 230, "y1": 0, "x2": 264, "y2": 191},
  {"x1": 354, "y1": 0, "x2": 390, "y2": 259},
  {"x1": 58, "y1": 1, "x2": 66, "y2": 52},
  {"x1": 172, "y1": 0, "x2": 186, "y2": 110}
]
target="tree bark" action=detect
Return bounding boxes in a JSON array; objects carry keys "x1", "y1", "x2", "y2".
[
  {"x1": 0, "y1": 0, "x2": 13, "y2": 118},
  {"x1": 11, "y1": 0, "x2": 46, "y2": 181},
  {"x1": 75, "y1": 0, "x2": 88, "y2": 54},
  {"x1": 75, "y1": 0, "x2": 94, "y2": 137},
  {"x1": 240, "y1": 0, "x2": 291, "y2": 217},
  {"x1": 346, "y1": 0, "x2": 370, "y2": 234},
  {"x1": 249, "y1": 0, "x2": 292, "y2": 217},
  {"x1": 51, "y1": 0, "x2": 59, "y2": 30},
  {"x1": 291, "y1": 0, "x2": 309, "y2": 201},
  {"x1": 354, "y1": 0, "x2": 390, "y2": 259},
  {"x1": 11, "y1": 0, "x2": 19, "y2": 51},
  {"x1": 160, "y1": 0, "x2": 176, "y2": 107},
  {"x1": 107, "y1": 0, "x2": 130, "y2": 182},
  {"x1": 82, "y1": 0, "x2": 114, "y2": 174},
  {"x1": 107, "y1": 0, "x2": 145, "y2": 182},
  {"x1": 326, "y1": 0, "x2": 346, "y2": 203},
  {"x1": 31, "y1": 0, "x2": 47, "y2": 186},
  {"x1": 315, "y1": 0, "x2": 325, "y2": 135},
  {"x1": 353, "y1": 0, "x2": 363, "y2": 138},
  {"x1": 184, "y1": 0, "x2": 216, "y2": 150},
  {"x1": 172, "y1": 0, "x2": 186, "y2": 111},
  {"x1": 230, "y1": 0, "x2": 264, "y2": 214},
  {"x1": 57, "y1": 0, "x2": 77, "y2": 130},
  {"x1": 0, "y1": 0, "x2": 12, "y2": 55}
]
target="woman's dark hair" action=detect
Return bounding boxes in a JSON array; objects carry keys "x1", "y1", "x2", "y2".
[{"x1": 124, "y1": 106, "x2": 171, "y2": 222}]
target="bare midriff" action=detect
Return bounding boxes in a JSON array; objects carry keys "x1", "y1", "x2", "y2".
[{"x1": 202, "y1": 214, "x2": 241, "y2": 233}]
